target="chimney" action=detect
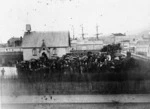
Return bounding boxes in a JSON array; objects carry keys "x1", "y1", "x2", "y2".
[{"x1": 26, "y1": 24, "x2": 31, "y2": 32}]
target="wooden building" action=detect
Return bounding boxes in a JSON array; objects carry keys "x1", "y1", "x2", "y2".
[
  {"x1": 22, "y1": 24, "x2": 70, "y2": 60},
  {"x1": 136, "y1": 40, "x2": 150, "y2": 57}
]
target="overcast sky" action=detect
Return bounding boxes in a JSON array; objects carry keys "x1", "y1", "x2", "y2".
[{"x1": 0, "y1": 0, "x2": 150, "y2": 43}]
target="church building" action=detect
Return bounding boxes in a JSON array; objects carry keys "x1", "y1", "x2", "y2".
[{"x1": 22, "y1": 24, "x2": 70, "y2": 60}]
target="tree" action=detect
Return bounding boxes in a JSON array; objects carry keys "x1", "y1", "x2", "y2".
[{"x1": 100, "y1": 43, "x2": 122, "y2": 56}]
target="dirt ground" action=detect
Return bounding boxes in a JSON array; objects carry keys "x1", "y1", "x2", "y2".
[
  {"x1": 1, "y1": 78, "x2": 150, "y2": 96},
  {"x1": 2, "y1": 103, "x2": 150, "y2": 109}
]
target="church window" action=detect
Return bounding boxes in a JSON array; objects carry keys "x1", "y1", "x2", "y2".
[
  {"x1": 53, "y1": 48, "x2": 57, "y2": 55},
  {"x1": 32, "y1": 48, "x2": 37, "y2": 56}
]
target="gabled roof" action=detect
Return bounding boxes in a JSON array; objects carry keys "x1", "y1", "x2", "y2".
[
  {"x1": 22, "y1": 31, "x2": 70, "y2": 48},
  {"x1": 120, "y1": 40, "x2": 130, "y2": 42},
  {"x1": 112, "y1": 33, "x2": 126, "y2": 36},
  {"x1": 8, "y1": 37, "x2": 20, "y2": 43}
]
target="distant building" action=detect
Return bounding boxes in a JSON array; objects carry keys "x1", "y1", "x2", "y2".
[
  {"x1": 120, "y1": 40, "x2": 130, "y2": 51},
  {"x1": 70, "y1": 39, "x2": 104, "y2": 51},
  {"x1": 70, "y1": 39, "x2": 78, "y2": 51},
  {"x1": 141, "y1": 35, "x2": 150, "y2": 41},
  {"x1": 112, "y1": 33, "x2": 126, "y2": 43},
  {"x1": 22, "y1": 24, "x2": 70, "y2": 60},
  {"x1": 0, "y1": 47, "x2": 23, "y2": 66},
  {"x1": 0, "y1": 39, "x2": 23, "y2": 66},
  {"x1": 7, "y1": 37, "x2": 22, "y2": 47},
  {"x1": 136, "y1": 40, "x2": 150, "y2": 57},
  {"x1": 128, "y1": 39, "x2": 137, "y2": 53},
  {"x1": 100, "y1": 36, "x2": 114, "y2": 44},
  {"x1": 0, "y1": 43, "x2": 7, "y2": 48},
  {"x1": 112, "y1": 33, "x2": 126, "y2": 36},
  {"x1": 0, "y1": 47, "x2": 22, "y2": 52}
]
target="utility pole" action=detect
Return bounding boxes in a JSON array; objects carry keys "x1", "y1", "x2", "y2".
[
  {"x1": 72, "y1": 25, "x2": 75, "y2": 40},
  {"x1": 81, "y1": 25, "x2": 86, "y2": 39},
  {"x1": 96, "y1": 24, "x2": 100, "y2": 39}
]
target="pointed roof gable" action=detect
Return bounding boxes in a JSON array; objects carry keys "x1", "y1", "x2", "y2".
[
  {"x1": 22, "y1": 31, "x2": 70, "y2": 48},
  {"x1": 41, "y1": 39, "x2": 46, "y2": 48},
  {"x1": 39, "y1": 39, "x2": 50, "y2": 53}
]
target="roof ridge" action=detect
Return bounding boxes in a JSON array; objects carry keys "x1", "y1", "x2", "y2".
[{"x1": 28, "y1": 31, "x2": 69, "y2": 33}]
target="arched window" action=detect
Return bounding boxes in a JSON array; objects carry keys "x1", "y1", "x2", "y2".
[
  {"x1": 53, "y1": 48, "x2": 57, "y2": 55},
  {"x1": 32, "y1": 48, "x2": 37, "y2": 56}
]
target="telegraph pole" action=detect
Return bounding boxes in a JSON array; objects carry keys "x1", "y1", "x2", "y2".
[
  {"x1": 96, "y1": 24, "x2": 100, "y2": 39},
  {"x1": 72, "y1": 26, "x2": 75, "y2": 40},
  {"x1": 81, "y1": 25, "x2": 85, "y2": 39}
]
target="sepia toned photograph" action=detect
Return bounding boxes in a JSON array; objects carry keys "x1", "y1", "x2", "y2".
[{"x1": 0, "y1": 0, "x2": 150, "y2": 109}]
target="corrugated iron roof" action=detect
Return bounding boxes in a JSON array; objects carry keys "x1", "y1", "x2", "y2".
[{"x1": 22, "y1": 31, "x2": 70, "y2": 48}]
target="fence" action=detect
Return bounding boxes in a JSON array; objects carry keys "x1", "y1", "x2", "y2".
[
  {"x1": 121, "y1": 51, "x2": 150, "y2": 61},
  {"x1": 1, "y1": 79, "x2": 150, "y2": 95}
]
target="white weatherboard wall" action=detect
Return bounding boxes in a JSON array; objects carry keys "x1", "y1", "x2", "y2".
[
  {"x1": 136, "y1": 46, "x2": 149, "y2": 56},
  {"x1": 23, "y1": 48, "x2": 69, "y2": 60},
  {"x1": 23, "y1": 49, "x2": 39, "y2": 61},
  {"x1": 57, "y1": 48, "x2": 69, "y2": 57}
]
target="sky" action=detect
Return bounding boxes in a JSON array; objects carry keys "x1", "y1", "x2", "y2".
[{"x1": 0, "y1": 0, "x2": 150, "y2": 43}]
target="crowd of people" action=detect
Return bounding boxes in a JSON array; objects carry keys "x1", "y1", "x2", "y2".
[
  {"x1": 16, "y1": 43, "x2": 139, "y2": 81},
  {"x1": 17, "y1": 52, "x2": 136, "y2": 75}
]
